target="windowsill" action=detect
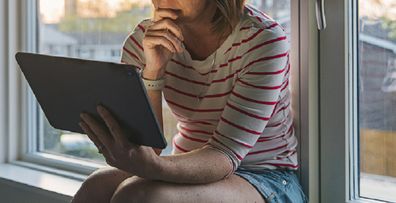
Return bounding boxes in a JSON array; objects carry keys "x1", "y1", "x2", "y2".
[{"x1": 0, "y1": 162, "x2": 85, "y2": 201}]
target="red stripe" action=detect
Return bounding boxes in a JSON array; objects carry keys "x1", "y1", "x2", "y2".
[
  {"x1": 129, "y1": 35, "x2": 144, "y2": 51},
  {"x1": 238, "y1": 79, "x2": 282, "y2": 90},
  {"x1": 211, "y1": 68, "x2": 244, "y2": 83},
  {"x1": 165, "y1": 71, "x2": 210, "y2": 86},
  {"x1": 246, "y1": 36, "x2": 287, "y2": 55},
  {"x1": 137, "y1": 24, "x2": 146, "y2": 32},
  {"x1": 180, "y1": 120, "x2": 213, "y2": 126},
  {"x1": 281, "y1": 80, "x2": 289, "y2": 92},
  {"x1": 171, "y1": 59, "x2": 217, "y2": 76},
  {"x1": 215, "y1": 130, "x2": 254, "y2": 148},
  {"x1": 246, "y1": 6, "x2": 276, "y2": 24},
  {"x1": 242, "y1": 52, "x2": 289, "y2": 70},
  {"x1": 246, "y1": 66, "x2": 287, "y2": 75},
  {"x1": 122, "y1": 47, "x2": 142, "y2": 65},
  {"x1": 165, "y1": 85, "x2": 197, "y2": 98},
  {"x1": 224, "y1": 29, "x2": 264, "y2": 54},
  {"x1": 171, "y1": 112, "x2": 214, "y2": 126},
  {"x1": 257, "y1": 126, "x2": 293, "y2": 142},
  {"x1": 180, "y1": 126, "x2": 212, "y2": 135},
  {"x1": 171, "y1": 59, "x2": 194, "y2": 70},
  {"x1": 179, "y1": 132, "x2": 208, "y2": 143},
  {"x1": 166, "y1": 99, "x2": 223, "y2": 112},
  {"x1": 265, "y1": 119, "x2": 284, "y2": 128},
  {"x1": 220, "y1": 117, "x2": 262, "y2": 135},
  {"x1": 203, "y1": 90, "x2": 232, "y2": 98},
  {"x1": 247, "y1": 144, "x2": 288, "y2": 155},
  {"x1": 173, "y1": 139, "x2": 189, "y2": 153},
  {"x1": 211, "y1": 137, "x2": 243, "y2": 160},
  {"x1": 231, "y1": 91, "x2": 277, "y2": 105},
  {"x1": 247, "y1": 7, "x2": 263, "y2": 23},
  {"x1": 165, "y1": 85, "x2": 232, "y2": 99},
  {"x1": 226, "y1": 102, "x2": 270, "y2": 121},
  {"x1": 271, "y1": 101, "x2": 290, "y2": 117},
  {"x1": 256, "y1": 9, "x2": 272, "y2": 20}
]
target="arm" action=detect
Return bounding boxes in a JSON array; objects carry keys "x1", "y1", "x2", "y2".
[
  {"x1": 155, "y1": 145, "x2": 233, "y2": 184},
  {"x1": 142, "y1": 70, "x2": 164, "y2": 155},
  {"x1": 151, "y1": 25, "x2": 289, "y2": 184}
]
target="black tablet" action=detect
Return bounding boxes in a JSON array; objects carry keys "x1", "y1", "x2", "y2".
[{"x1": 15, "y1": 52, "x2": 167, "y2": 149}]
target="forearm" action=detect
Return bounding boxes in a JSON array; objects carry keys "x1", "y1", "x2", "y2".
[
  {"x1": 154, "y1": 145, "x2": 234, "y2": 184},
  {"x1": 142, "y1": 69, "x2": 164, "y2": 155}
]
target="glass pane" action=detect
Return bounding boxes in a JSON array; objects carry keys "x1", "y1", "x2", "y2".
[
  {"x1": 38, "y1": 0, "x2": 156, "y2": 162},
  {"x1": 358, "y1": 0, "x2": 396, "y2": 201}
]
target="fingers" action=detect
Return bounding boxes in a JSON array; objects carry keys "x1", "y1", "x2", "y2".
[
  {"x1": 143, "y1": 35, "x2": 178, "y2": 53},
  {"x1": 80, "y1": 113, "x2": 113, "y2": 147},
  {"x1": 79, "y1": 121, "x2": 107, "y2": 154},
  {"x1": 153, "y1": 9, "x2": 179, "y2": 22},
  {"x1": 97, "y1": 105, "x2": 129, "y2": 146},
  {"x1": 145, "y1": 30, "x2": 183, "y2": 53},
  {"x1": 148, "y1": 19, "x2": 184, "y2": 41}
]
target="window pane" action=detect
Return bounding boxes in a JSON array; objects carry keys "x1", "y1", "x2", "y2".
[
  {"x1": 359, "y1": 0, "x2": 396, "y2": 201},
  {"x1": 38, "y1": 0, "x2": 155, "y2": 162}
]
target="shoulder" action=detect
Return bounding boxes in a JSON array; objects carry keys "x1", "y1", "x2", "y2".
[
  {"x1": 131, "y1": 18, "x2": 152, "y2": 34},
  {"x1": 237, "y1": 4, "x2": 288, "y2": 48},
  {"x1": 123, "y1": 19, "x2": 152, "y2": 45}
]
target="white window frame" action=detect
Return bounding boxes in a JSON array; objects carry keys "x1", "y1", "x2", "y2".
[
  {"x1": 317, "y1": 0, "x2": 390, "y2": 202},
  {"x1": 0, "y1": 0, "x2": 324, "y2": 201}
]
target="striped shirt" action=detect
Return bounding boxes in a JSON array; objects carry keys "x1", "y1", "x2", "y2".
[{"x1": 121, "y1": 5, "x2": 299, "y2": 171}]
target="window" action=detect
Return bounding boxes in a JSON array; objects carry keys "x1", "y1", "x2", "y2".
[
  {"x1": 34, "y1": 0, "x2": 156, "y2": 165},
  {"x1": 320, "y1": 0, "x2": 396, "y2": 202},
  {"x1": 358, "y1": 0, "x2": 396, "y2": 201}
]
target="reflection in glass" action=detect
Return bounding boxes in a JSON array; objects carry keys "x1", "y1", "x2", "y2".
[{"x1": 358, "y1": 0, "x2": 396, "y2": 201}]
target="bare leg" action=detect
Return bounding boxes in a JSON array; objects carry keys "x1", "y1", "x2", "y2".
[
  {"x1": 110, "y1": 174, "x2": 266, "y2": 203},
  {"x1": 71, "y1": 166, "x2": 132, "y2": 203}
]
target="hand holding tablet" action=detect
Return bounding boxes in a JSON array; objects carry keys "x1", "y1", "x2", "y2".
[{"x1": 15, "y1": 52, "x2": 167, "y2": 149}]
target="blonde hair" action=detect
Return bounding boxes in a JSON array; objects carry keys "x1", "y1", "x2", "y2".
[{"x1": 212, "y1": 0, "x2": 246, "y2": 36}]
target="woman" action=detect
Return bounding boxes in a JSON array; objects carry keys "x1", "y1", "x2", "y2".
[{"x1": 72, "y1": 0, "x2": 308, "y2": 202}]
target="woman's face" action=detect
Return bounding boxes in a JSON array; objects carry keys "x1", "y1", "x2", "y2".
[{"x1": 151, "y1": 0, "x2": 214, "y2": 23}]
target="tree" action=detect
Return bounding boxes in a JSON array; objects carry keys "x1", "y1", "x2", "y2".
[
  {"x1": 360, "y1": 0, "x2": 396, "y2": 39},
  {"x1": 58, "y1": 3, "x2": 152, "y2": 33}
]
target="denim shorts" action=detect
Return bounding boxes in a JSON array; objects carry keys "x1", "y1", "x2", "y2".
[{"x1": 235, "y1": 168, "x2": 309, "y2": 203}]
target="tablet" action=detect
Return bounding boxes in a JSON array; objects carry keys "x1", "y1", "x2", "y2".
[{"x1": 15, "y1": 52, "x2": 167, "y2": 149}]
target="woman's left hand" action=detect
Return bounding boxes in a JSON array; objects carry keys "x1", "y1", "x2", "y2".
[{"x1": 79, "y1": 105, "x2": 161, "y2": 179}]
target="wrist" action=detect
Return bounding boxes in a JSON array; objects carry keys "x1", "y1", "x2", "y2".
[
  {"x1": 142, "y1": 68, "x2": 165, "y2": 80},
  {"x1": 150, "y1": 155, "x2": 168, "y2": 181}
]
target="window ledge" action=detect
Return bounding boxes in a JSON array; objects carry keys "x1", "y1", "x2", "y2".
[{"x1": 0, "y1": 162, "x2": 85, "y2": 201}]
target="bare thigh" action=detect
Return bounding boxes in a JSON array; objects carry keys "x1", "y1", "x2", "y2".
[
  {"x1": 111, "y1": 174, "x2": 266, "y2": 203},
  {"x1": 71, "y1": 166, "x2": 133, "y2": 203}
]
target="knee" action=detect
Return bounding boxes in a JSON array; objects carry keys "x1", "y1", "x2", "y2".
[
  {"x1": 110, "y1": 177, "x2": 172, "y2": 203},
  {"x1": 72, "y1": 167, "x2": 130, "y2": 203}
]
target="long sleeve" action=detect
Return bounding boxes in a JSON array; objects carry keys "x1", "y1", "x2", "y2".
[{"x1": 206, "y1": 25, "x2": 289, "y2": 171}]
